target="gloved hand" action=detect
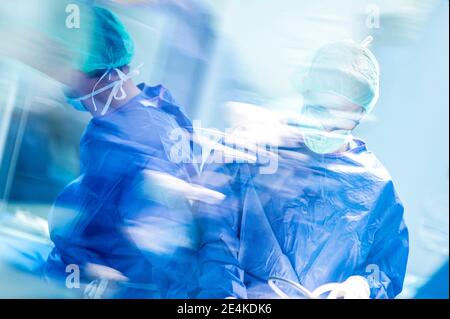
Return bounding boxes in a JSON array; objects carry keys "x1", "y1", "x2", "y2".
[{"x1": 319, "y1": 276, "x2": 371, "y2": 299}]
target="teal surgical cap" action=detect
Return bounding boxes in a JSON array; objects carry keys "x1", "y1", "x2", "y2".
[
  {"x1": 82, "y1": 6, "x2": 135, "y2": 73},
  {"x1": 300, "y1": 36, "x2": 380, "y2": 113},
  {"x1": 49, "y1": 2, "x2": 135, "y2": 73}
]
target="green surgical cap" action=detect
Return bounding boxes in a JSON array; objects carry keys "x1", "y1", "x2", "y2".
[{"x1": 301, "y1": 37, "x2": 380, "y2": 113}]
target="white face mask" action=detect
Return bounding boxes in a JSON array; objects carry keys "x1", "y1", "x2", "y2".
[
  {"x1": 300, "y1": 104, "x2": 353, "y2": 154},
  {"x1": 65, "y1": 65, "x2": 141, "y2": 115}
]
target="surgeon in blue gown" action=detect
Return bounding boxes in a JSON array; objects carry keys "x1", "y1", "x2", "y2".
[
  {"x1": 196, "y1": 38, "x2": 409, "y2": 299},
  {"x1": 44, "y1": 5, "x2": 200, "y2": 298}
]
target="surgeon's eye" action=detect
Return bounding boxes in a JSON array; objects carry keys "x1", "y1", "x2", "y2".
[
  {"x1": 86, "y1": 69, "x2": 108, "y2": 79},
  {"x1": 308, "y1": 105, "x2": 329, "y2": 118},
  {"x1": 62, "y1": 87, "x2": 80, "y2": 99}
]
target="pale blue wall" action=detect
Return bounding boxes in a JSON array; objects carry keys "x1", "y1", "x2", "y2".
[{"x1": 356, "y1": 1, "x2": 449, "y2": 297}]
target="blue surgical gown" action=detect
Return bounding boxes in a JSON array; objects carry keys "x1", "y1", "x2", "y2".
[
  {"x1": 45, "y1": 84, "x2": 200, "y2": 298},
  {"x1": 196, "y1": 139, "x2": 409, "y2": 299}
]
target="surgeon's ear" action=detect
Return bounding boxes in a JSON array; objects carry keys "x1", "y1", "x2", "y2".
[{"x1": 120, "y1": 65, "x2": 130, "y2": 74}]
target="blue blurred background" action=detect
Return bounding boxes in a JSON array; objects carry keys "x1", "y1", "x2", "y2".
[{"x1": 0, "y1": 0, "x2": 448, "y2": 298}]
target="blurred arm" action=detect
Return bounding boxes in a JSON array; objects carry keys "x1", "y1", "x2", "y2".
[
  {"x1": 360, "y1": 184, "x2": 409, "y2": 299},
  {"x1": 195, "y1": 160, "x2": 248, "y2": 299},
  {"x1": 118, "y1": 168, "x2": 199, "y2": 298}
]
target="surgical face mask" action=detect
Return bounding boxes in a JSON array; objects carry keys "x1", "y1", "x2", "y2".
[
  {"x1": 301, "y1": 104, "x2": 352, "y2": 155},
  {"x1": 64, "y1": 65, "x2": 141, "y2": 115},
  {"x1": 65, "y1": 94, "x2": 89, "y2": 112}
]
